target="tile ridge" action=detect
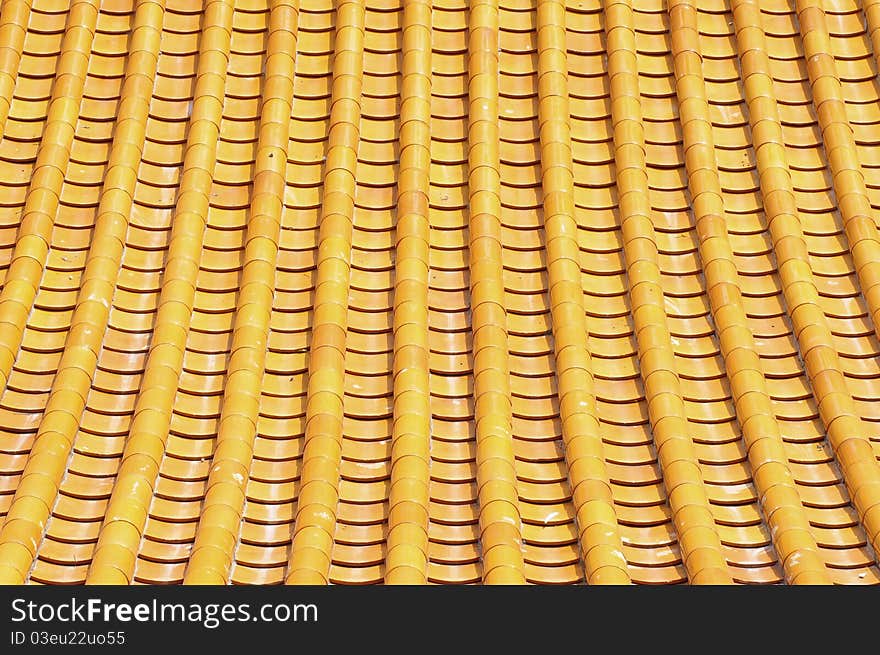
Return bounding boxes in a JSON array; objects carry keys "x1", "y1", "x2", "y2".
[
  {"x1": 0, "y1": 0, "x2": 99, "y2": 428},
  {"x1": 385, "y1": 0, "x2": 432, "y2": 585},
  {"x1": 183, "y1": 0, "x2": 300, "y2": 585},
  {"x1": 286, "y1": 0, "x2": 365, "y2": 585},
  {"x1": 87, "y1": 0, "x2": 235, "y2": 584},
  {"x1": 536, "y1": 0, "x2": 630, "y2": 585},
  {"x1": 797, "y1": 0, "x2": 880, "y2": 348},
  {"x1": 0, "y1": 0, "x2": 32, "y2": 138},
  {"x1": 606, "y1": 0, "x2": 732, "y2": 584},
  {"x1": 0, "y1": 0, "x2": 102, "y2": 584},
  {"x1": 733, "y1": 0, "x2": 880, "y2": 566},
  {"x1": 468, "y1": 0, "x2": 526, "y2": 585},
  {"x1": 669, "y1": 0, "x2": 831, "y2": 584}
]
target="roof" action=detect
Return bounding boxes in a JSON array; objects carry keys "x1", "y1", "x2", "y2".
[{"x1": 0, "y1": 0, "x2": 877, "y2": 585}]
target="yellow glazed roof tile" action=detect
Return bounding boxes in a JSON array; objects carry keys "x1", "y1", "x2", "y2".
[{"x1": 0, "y1": 0, "x2": 878, "y2": 585}]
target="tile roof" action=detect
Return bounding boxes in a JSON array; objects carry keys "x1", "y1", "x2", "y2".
[{"x1": 0, "y1": 0, "x2": 877, "y2": 584}]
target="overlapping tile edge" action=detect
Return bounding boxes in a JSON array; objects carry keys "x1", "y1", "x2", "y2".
[{"x1": 0, "y1": 0, "x2": 875, "y2": 584}]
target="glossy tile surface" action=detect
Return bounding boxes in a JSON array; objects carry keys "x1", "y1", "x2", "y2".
[{"x1": 0, "y1": 0, "x2": 878, "y2": 584}]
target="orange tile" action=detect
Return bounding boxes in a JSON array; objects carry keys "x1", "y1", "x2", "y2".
[{"x1": 0, "y1": 0, "x2": 879, "y2": 586}]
